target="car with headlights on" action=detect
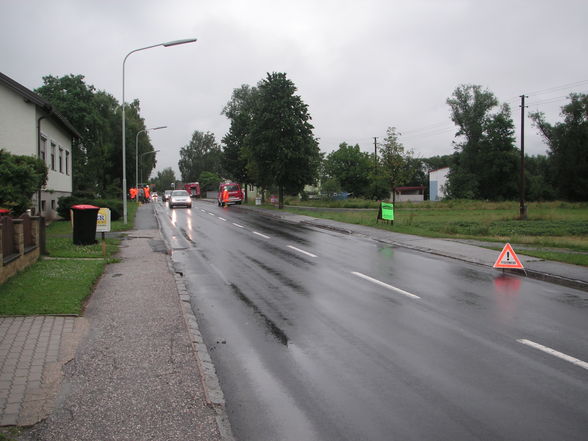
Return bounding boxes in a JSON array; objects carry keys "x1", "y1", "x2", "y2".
[{"x1": 169, "y1": 190, "x2": 192, "y2": 209}]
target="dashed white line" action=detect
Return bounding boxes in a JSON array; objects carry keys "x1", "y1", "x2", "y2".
[
  {"x1": 218, "y1": 217, "x2": 227, "y2": 221},
  {"x1": 200, "y1": 209, "x2": 206, "y2": 213},
  {"x1": 208, "y1": 212, "x2": 216, "y2": 216},
  {"x1": 253, "y1": 231, "x2": 271, "y2": 239},
  {"x1": 517, "y1": 339, "x2": 588, "y2": 371},
  {"x1": 233, "y1": 223, "x2": 245, "y2": 228},
  {"x1": 287, "y1": 245, "x2": 317, "y2": 258},
  {"x1": 351, "y1": 272, "x2": 421, "y2": 299}
]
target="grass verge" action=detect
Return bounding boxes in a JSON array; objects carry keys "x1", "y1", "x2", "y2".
[
  {"x1": 0, "y1": 202, "x2": 139, "y2": 316},
  {"x1": 0, "y1": 259, "x2": 105, "y2": 315},
  {"x1": 278, "y1": 200, "x2": 588, "y2": 267}
]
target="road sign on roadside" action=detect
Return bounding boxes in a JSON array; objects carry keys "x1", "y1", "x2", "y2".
[
  {"x1": 493, "y1": 243, "x2": 524, "y2": 269},
  {"x1": 377, "y1": 202, "x2": 394, "y2": 224},
  {"x1": 96, "y1": 207, "x2": 111, "y2": 233}
]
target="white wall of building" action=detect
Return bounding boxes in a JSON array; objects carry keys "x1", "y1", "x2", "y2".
[
  {"x1": 429, "y1": 167, "x2": 450, "y2": 201},
  {"x1": 0, "y1": 78, "x2": 74, "y2": 218},
  {"x1": 0, "y1": 85, "x2": 36, "y2": 155}
]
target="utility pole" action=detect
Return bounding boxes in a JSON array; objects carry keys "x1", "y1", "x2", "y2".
[
  {"x1": 519, "y1": 94, "x2": 528, "y2": 220},
  {"x1": 373, "y1": 137, "x2": 378, "y2": 174}
]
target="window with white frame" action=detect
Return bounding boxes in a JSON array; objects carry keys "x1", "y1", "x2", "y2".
[
  {"x1": 66, "y1": 150, "x2": 70, "y2": 175},
  {"x1": 59, "y1": 147, "x2": 63, "y2": 173}
]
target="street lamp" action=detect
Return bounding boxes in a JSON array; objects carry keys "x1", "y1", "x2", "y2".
[
  {"x1": 121, "y1": 37, "x2": 197, "y2": 223},
  {"x1": 139, "y1": 150, "x2": 160, "y2": 186},
  {"x1": 136, "y1": 126, "x2": 167, "y2": 192}
]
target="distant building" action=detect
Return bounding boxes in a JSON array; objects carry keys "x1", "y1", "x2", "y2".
[
  {"x1": 0, "y1": 72, "x2": 80, "y2": 218},
  {"x1": 429, "y1": 167, "x2": 450, "y2": 201},
  {"x1": 393, "y1": 186, "x2": 425, "y2": 202}
]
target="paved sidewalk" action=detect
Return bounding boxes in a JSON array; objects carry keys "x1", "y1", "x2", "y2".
[
  {"x1": 0, "y1": 204, "x2": 229, "y2": 441},
  {"x1": 0, "y1": 316, "x2": 80, "y2": 426}
]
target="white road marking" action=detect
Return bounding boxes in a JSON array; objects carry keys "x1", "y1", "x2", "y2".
[
  {"x1": 287, "y1": 245, "x2": 317, "y2": 258},
  {"x1": 351, "y1": 272, "x2": 421, "y2": 299},
  {"x1": 200, "y1": 209, "x2": 206, "y2": 212},
  {"x1": 253, "y1": 231, "x2": 271, "y2": 239},
  {"x1": 233, "y1": 223, "x2": 245, "y2": 228},
  {"x1": 218, "y1": 217, "x2": 227, "y2": 221},
  {"x1": 517, "y1": 339, "x2": 588, "y2": 371},
  {"x1": 208, "y1": 212, "x2": 215, "y2": 216}
]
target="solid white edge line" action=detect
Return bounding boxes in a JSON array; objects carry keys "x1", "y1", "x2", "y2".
[
  {"x1": 287, "y1": 245, "x2": 317, "y2": 258},
  {"x1": 517, "y1": 339, "x2": 588, "y2": 371},
  {"x1": 253, "y1": 231, "x2": 271, "y2": 239},
  {"x1": 351, "y1": 271, "x2": 421, "y2": 299},
  {"x1": 233, "y1": 223, "x2": 245, "y2": 228}
]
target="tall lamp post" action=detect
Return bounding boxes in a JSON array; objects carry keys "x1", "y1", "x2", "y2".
[
  {"x1": 139, "y1": 150, "x2": 160, "y2": 188},
  {"x1": 136, "y1": 126, "x2": 167, "y2": 192},
  {"x1": 121, "y1": 38, "x2": 197, "y2": 224}
]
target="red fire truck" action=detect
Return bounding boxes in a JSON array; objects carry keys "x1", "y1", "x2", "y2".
[{"x1": 184, "y1": 182, "x2": 201, "y2": 198}]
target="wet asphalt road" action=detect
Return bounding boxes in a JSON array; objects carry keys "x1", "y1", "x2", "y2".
[{"x1": 157, "y1": 200, "x2": 588, "y2": 441}]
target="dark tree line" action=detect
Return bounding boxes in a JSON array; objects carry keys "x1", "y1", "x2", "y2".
[{"x1": 35, "y1": 74, "x2": 157, "y2": 198}]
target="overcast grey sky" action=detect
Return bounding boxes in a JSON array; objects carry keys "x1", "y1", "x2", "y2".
[{"x1": 2, "y1": 0, "x2": 587, "y2": 179}]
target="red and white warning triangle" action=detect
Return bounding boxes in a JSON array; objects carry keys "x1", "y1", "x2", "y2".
[{"x1": 493, "y1": 243, "x2": 524, "y2": 269}]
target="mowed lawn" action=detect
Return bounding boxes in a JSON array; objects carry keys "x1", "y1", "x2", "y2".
[
  {"x1": 0, "y1": 202, "x2": 137, "y2": 316},
  {"x1": 283, "y1": 200, "x2": 588, "y2": 266}
]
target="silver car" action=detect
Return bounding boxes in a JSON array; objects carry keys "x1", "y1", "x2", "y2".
[{"x1": 169, "y1": 190, "x2": 192, "y2": 209}]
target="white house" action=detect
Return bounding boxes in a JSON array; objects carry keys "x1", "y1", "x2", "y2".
[
  {"x1": 429, "y1": 167, "x2": 450, "y2": 201},
  {"x1": 0, "y1": 72, "x2": 80, "y2": 218}
]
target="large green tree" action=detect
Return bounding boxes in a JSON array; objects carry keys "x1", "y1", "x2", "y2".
[
  {"x1": 35, "y1": 74, "x2": 153, "y2": 198},
  {"x1": 446, "y1": 84, "x2": 518, "y2": 200},
  {"x1": 0, "y1": 149, "x2": 48, "y2": 215},
  {"x1": 178, "y1": 131, "x2": 223, "y2": 182},
  {"x1": 245, "y1": 72, "x2": 321, "y2": 208},
  {"x1": 221, "y1": 85, "x2": 258, "y2": 196},
  {"x1": 530, "y1": 93, "x2": 588, "y2": 201},
  {"x1": 323, "y1": 143, "x2": 372, "y2": 197}
]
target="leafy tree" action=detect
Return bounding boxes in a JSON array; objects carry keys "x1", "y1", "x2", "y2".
[
  {"x1": 221, "y1": 85, "x2": 258, "y2": 187},
  {"x1": 178, "y1": 131, "x2": 223, "y2": 182},
  {"x1": 245, "y1": 72, "x2": 321, "y2": 208},
  {"x1": 150, "y1": 167, "x2": 176, "y2": 192},
  {"x1": 199, "y1": 171, "x2": 221, "y2": 191},
  {"x1": 323, "y1": 143, "x2": 372, "y2": 197},
  {"x1": 446, "y1": 84, "x2": 518, "y2": 200},
  {"x1": 524, "y1": 155, "x2": 556, "y2": 201},
  {"x1": 530, "y1": 93, "x2": 588, "y2": 201},
  {"x1": 379, "y1": 127, "x2": 413, "y2": 202},
  {"x1": 0, "y1": 149, "x2": 48, "y2": 215},
  {"x1": 35, "y1": 74, "x2": 153, "y2": 198}
]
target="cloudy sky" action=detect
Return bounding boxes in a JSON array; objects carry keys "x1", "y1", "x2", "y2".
[{"x1": 2, "y1": 0, "x2": 587, "y2": 178}]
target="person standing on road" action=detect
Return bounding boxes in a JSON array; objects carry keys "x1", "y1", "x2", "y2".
[{"x1": 222, "y1": 187, "x2": 229, "y2": 206}]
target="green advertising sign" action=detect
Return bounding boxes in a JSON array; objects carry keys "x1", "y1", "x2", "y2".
[{"x1": 381, "y1": 202, "x2": 394, "y2": 221}]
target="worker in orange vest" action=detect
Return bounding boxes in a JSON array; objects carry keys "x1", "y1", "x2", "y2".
[
  {"x1": 144, "y1": 186, "x2": 150, "y2": 202},
  {"x1": 129, "y1": 187, "x2": 137, "y2": 200},
  {"x1": 222, "y1": 187, "x2": 229, "y2": 206}
]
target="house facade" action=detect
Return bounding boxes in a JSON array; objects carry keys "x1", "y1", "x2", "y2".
[
  {"x1": 429, "y1": 167, "x2": 450, "y2": 201},
  {"x1": 0, "y1": 72, "x2": 80, "y2": 218}
]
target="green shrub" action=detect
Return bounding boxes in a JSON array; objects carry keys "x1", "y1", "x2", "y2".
[{"x1": 57, "y1": 196, "x2": 122, "y2": 221}]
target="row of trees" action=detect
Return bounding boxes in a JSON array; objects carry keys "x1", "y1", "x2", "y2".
[
  {"x1": 176, "y1": 80, "x2": 586, "y2": 204},
  {"x1": 34, "y1": 74, "x2": 157, "y2": 198}
]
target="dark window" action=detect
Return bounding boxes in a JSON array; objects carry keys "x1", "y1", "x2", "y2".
[{"x1": 51, "y1": 143, "x2": 56, "y2": 170}]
